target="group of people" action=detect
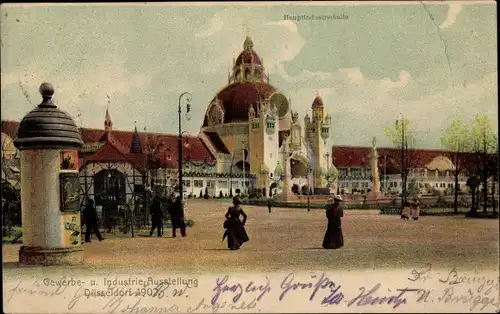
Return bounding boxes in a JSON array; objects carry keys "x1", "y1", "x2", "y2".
[
  {"x1": 148, "y1": 194, "x2": 187, "y2": 238},
  {"x1": 221, "y1": 194, "x2": 345, "y2": 251},
  {"x1": 401, "y1": 197, "x2": 421, "y2": 220},
  {"x1": 85, "y1": 193, "x2": 424, "y2": 251},
  {"x1": 82, "y1": 194, "x2": 187, "y2": 243}
]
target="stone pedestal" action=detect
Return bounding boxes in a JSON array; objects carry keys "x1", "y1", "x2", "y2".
[{"x1": 19, "y1": 246, "x2": 84, "y2": 266}]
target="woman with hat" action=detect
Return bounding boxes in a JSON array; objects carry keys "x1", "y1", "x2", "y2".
[
  {"x1": 322, "y1": 194, "x2": 344, "y2": 249},
  {"x1": 223, "y1": 196, "x2": 249, "y2": 250}
]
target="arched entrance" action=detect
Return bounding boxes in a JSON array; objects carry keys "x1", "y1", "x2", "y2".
[
  {"x1": 291, "y1": 184, "x2": 299, "y2": 194},
  {"x1": 94, "y1": 169, "x2": 127, "y2": 206}
]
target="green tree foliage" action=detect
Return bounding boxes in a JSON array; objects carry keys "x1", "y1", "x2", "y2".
[
  {"x1": 440, "y1": 119, "x2": 472, "y2": 213},
  {"x1": 471, "y1": 114, "x2": 497, "y2": 154},
  {"x1": 384, "y1": 118, "x2": 416, "y2": 150},
  {"x1": 470, "y1": 114, "x2": 498, "y2": 213}
]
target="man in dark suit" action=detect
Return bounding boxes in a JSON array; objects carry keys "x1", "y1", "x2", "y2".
[
  {"x1": 168, "y1": 196, "x2": 186, "y2": 238},
  {"x1": 83, "y1": 198, "x2": 103, "y2": 242},
  {"x1": 149, "y1": 195, "x2": 164, "y2": 237}
]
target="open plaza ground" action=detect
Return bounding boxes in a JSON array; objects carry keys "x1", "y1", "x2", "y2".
[{"x1": 2, "y1": 200, "x2": 499, "y2": 274}]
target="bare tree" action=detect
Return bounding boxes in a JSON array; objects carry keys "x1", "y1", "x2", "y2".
[
  {"x1": 384, "y1": 117, "x2": 417, "y2": 205},
  {"x1": 440, "y1": 120, "x2": 472, "y2": 213},
  {"x1": 470, "y1": 114, "x2": 498, "y2": 213},
  {"x1": 140, "y1": 130, "x2": 164, "y2": 192}
]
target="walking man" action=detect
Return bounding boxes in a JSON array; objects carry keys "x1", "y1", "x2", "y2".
[
  {"x1": 149, "y1": 195, "x2": 164, "y2": 237},
  {"x1": 168, "y1": 195, "x2": 186, "y2": 238},
  {"x1": 83, "y1": 198, "x2": 103, "y2": 243}
]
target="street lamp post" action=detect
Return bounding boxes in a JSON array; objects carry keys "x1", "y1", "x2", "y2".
[
  {"x1": 177, "y1": 92, "x2": 192, "y2": 205},
  {"x1": 229, "y1": 152, "x2": 234, "y2": 197},
  {"x1": 383, "y1": 155, "x2": 387, "y2": 192},
  {"x1": 164, "y1": 147, "x2": 172, "y2": 197},
  {"x1": 398, "y1": 113, "x2": 406, "y2": 206},
  {"x1": 307, "y1": 165, "x2": 312, "y2": 212},
  {"x1": 324, "y1": 152, "x2": 331, "y2": 188},
  {"x1": 241, "y1": 143, "x2": 246, "y2": 196}
]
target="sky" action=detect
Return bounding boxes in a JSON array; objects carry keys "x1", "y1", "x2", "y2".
[{"x1": 1, "y1": 2, "x2": 497, "y2": 149}]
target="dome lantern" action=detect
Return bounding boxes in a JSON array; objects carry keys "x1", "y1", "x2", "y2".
[
  {"x1": 14, "y1": 83, "x2": 84, "y2": 150},
  {"x1": 244, "y1": 36, "x2": 254, "y2": 50}
]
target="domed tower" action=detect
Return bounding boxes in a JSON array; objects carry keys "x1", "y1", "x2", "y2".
[
  {"x1": 305, "y1": 94, "x2": 331, "y2": 189},
  {"x1": 229, "y1": 36, "x2": 268, "y2": 84},
  {"x1": 201, "y1": 36, "x2": 292, "y2": 195}
]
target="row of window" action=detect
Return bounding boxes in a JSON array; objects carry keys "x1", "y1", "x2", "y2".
[
  {"x1": 180, "y1": 179, "x2": 249, "y2": 189},
  {"x1": 388, "y1": 182, "x2": 459, "y2": 189},
  {"x1": 338, "y1": 168, "x2": 470, "y2": 178},
  {"x1": 151, "y1": 179, "x2": 176, "y2": 186},
  {"x1": 183, "y1": 165, "x2": 216, "y2": 173},
  {"x1": 340, "y1": 181, "x2": 461, "y2": 189}
]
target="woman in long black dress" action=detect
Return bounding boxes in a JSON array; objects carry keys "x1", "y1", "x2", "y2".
[
  {"x1": 322, "y1": 195, "x2": 344, "y2": 249},
  {"x1": 224, "y1": 196, "x2": 249, "y2": 250}
]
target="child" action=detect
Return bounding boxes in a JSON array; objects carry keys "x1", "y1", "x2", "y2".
[{"x1": 401, "y1": 201, "x2": 411, "y2": 220}]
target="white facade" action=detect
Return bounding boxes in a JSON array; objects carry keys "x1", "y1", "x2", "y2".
[
  {"x1": 80, "y1": 160, "x2": 252, "y2": 202},
  {"x1": 337, "y1": 166, "x2": 472, "y2": 195}
]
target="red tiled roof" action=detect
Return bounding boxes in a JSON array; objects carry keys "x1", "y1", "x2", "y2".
[
  {"x1": 80, "y1": 127, "x2": 104, "y2": 143},
  {"x1": 83, "y1": 130, "x2": 214, "y2": 170},
  {"x1": 85, "y1": 140, "x2": 131, "y2": 164},
  {"x1": 332, "y1": 145, "x2": 478, "y2": 171},
  {"x1": 1, "y1": 120, "x2": 214, "y2": 170},
  {"x1": 205, "y1": 82, "x2": 276, "y2": 125}
]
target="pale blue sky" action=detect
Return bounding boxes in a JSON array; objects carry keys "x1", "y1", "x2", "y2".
[{"x1": 1, "y1": 2, "x2": 497, "y2": 149}]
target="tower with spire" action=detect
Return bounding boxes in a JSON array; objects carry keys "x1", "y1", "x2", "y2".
[
  {"x1": 304, "y1": 93, "x2": 331, "y2": 189},
  {"x1": 104, "y1": 107, "x2": 113, "y2": 132},
  {"x1": 130, "y1": 121, "x2": 142, "y2": 153}
]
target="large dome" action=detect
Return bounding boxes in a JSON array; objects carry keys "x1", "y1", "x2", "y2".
[{"x1": 204, "y1": 82, "x2": 276, "y2": 125}]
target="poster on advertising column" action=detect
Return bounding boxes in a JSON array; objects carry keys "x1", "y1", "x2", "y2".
[
  {"x1": 60, "y1": 172, "x2": 80, "y2": 212},
  {"x1": 62, "y1": 214, "x2": 81, "y2": 246},
  {"x1": 59, "y1": 150, "x2": 79, "y2": 170}
]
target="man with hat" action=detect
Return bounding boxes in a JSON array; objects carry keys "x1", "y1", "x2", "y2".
[{"x1": 168, "y1": 195, "x2": 186, "y2": 238}]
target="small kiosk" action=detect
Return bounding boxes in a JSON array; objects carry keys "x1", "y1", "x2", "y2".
[{"x1": 14, "y1": 82, "x2": 84, "y2": 265}]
